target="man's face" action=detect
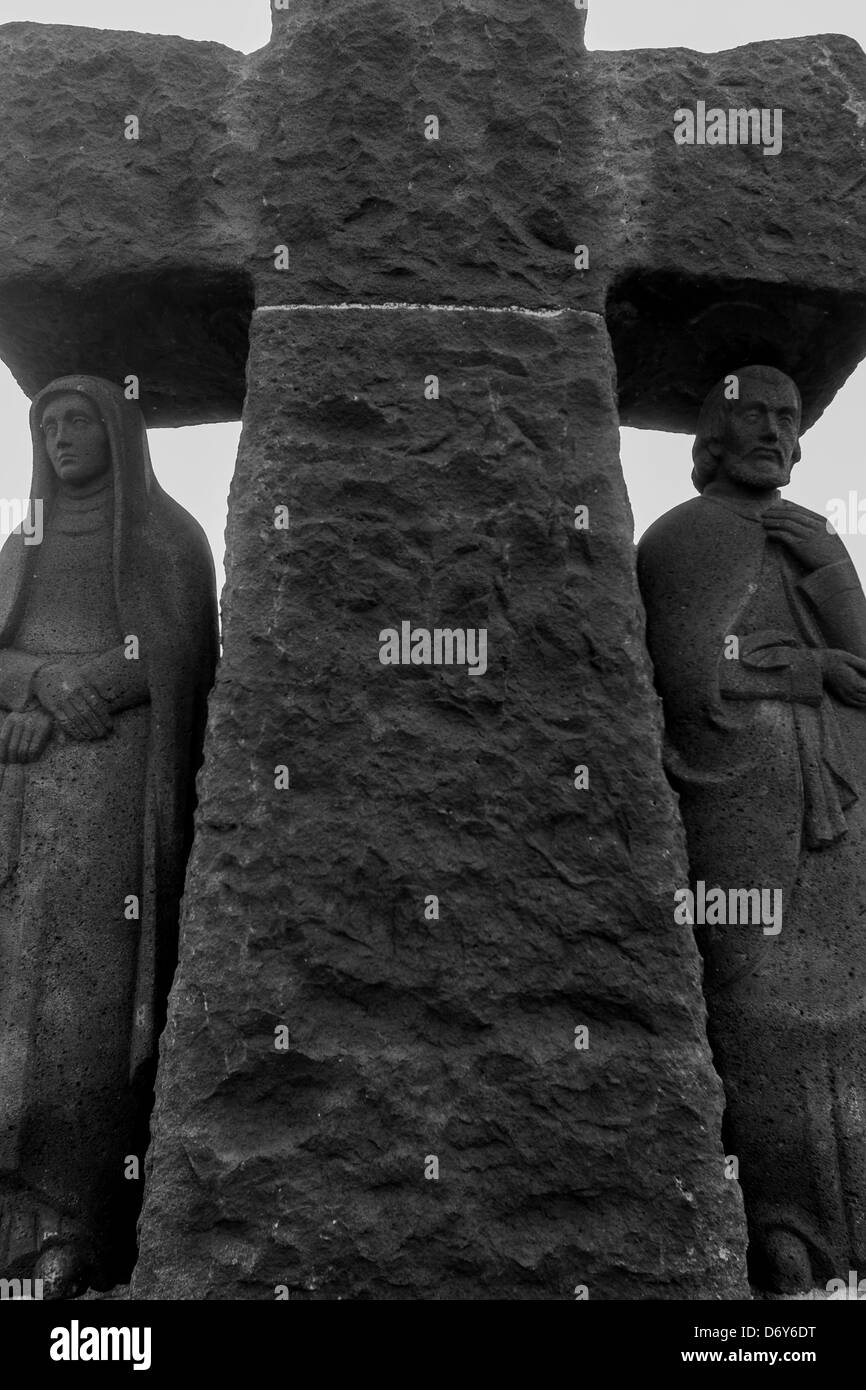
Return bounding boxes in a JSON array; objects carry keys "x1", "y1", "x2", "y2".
[
  {"x1": 715, "y1": 380, "x2": 801, "y2": 491},
  {"x1": 41, "y1": 392, "x2": 110, "y2": 488}
]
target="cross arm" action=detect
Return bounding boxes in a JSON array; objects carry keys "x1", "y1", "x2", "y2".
[
  {"x1": 592, "y1": 34, "x2": 866, "y2": 431},
  {"x1": 0, "y1": 22, "x2": 254, "y2": 423}
]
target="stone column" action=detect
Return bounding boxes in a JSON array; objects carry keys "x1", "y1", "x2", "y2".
[{"x1": 132, "y1": 305, "x2": 747, "y2": 1299}]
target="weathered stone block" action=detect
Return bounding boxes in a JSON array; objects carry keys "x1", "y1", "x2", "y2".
[
  {"x1": 132, "y1": 306, "x2": 748, "y2": 1299},
  {"x1": 0, "y1": 17, "x2": 865, "y2": 429},
  {"x1": 0, "y1": 22, "x2": 252, "y2": 423},
  {"x1": 599, "y1": 36, "x2": 866, "y2": 431}
]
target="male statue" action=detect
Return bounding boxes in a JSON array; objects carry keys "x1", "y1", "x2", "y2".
[
  {"x1": 0, "y1": 376, "x2": 218, "y2": 1297},
  {"x1": 637, "y1": 364, "x2": 866, "y2": 1295}
]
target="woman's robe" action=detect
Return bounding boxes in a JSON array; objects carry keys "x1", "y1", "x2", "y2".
[{"x1": 0, "y1": 377, "x2": 218, "y2": 1284}]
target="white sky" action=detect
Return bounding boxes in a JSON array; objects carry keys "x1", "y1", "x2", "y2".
[{"x1": 0, "y1": 0, "x2": 864, "y2": 596}]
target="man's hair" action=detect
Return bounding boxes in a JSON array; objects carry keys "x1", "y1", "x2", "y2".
[{"x1": 691, "y1": 365, "x2": 802, "y2": 493}]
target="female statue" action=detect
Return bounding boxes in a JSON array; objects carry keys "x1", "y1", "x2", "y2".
[{"x1": 0, "y1": 376, "x2": 218, "y2": 1296}]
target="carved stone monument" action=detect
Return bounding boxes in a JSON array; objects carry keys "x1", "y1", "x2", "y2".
[
  {"x1": 0, "y1": 377, "x2": 218, "y2": 1297},
  {"x1": 639, "y1": 365, "x2": 866, "y2": 1294},
  {"x1": 0, "y1": 3, "x2": 865, "y2": 1299}
]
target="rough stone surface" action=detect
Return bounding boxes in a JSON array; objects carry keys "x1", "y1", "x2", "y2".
[
  {"x1": 600, "y1": 36, "x2": 866, "y2": 432},
  {"x1": 5, "y1": 0, "x2": 865, "y2": 1302},
  {"x1": 131, "y1": 307, "x2": 748, "y2": 1300},
  {"x1": 0, "y1": 14, "x2": 864, "y2": 427},
  {"x1": 0, "y1": 23, "x2": 254, "y2": 423}
]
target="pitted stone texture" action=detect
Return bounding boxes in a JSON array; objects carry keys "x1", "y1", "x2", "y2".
[
  {"x1": 1, "y1": 16, "x2": 866, "y2": 427},
  {"x1": 0, "y1": 22, "x2": 253, "y2": 424},
  {"x1": 600, "y1": 35, "x2": 866, "y2": 432},
  {"x1": 0, "y1": 24, "x2": 248, "y2": 279},
  {"x1": 132, "y1": 307, "x2": 748, "y2": 1300},
  {"x1": 254, "y1": 0, "x2": 592, "y2": 309},
  {"x1": 602, "y1": 36, "x2": 866, "y2": 304}
]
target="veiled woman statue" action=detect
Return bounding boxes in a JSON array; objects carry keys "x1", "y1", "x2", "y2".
[{"x1": 0, "y1": 376, "x2": 218, "y2": 1297}]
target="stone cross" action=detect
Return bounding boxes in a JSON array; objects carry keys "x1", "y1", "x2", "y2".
[{"x1": 1, "y1": 2, "x2": 865, "y2": 1299}]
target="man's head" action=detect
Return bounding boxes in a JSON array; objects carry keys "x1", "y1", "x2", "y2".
[
  {"x1": 692, "y1": 366, "x2": 802, "y2": 494},
  {"x1": 40, "y1": 391, "x2": 110, "y2": 489}
]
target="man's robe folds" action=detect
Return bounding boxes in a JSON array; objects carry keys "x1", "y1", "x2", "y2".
[{"x1": 638, "y1": 493, "x2": 866, "y2": 1285}]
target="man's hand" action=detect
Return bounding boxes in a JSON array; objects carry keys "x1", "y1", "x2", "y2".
[
  {"x1": 819, "y1": 649, "x2": 866, "y2": 707},
  {"x1": 33, "y1": 661, "x2": 113, "y2": 740},
  {"x1": 762, "y1": 501, "x2": 849, "y2": 572},
  {"x1": 0, "y1": 708, "x2": 53, "y2": 763}
]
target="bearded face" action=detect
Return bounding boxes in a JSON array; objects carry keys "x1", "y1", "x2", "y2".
[{"x1": 714, "y1": 379, "x2": 801, "y2": 492}]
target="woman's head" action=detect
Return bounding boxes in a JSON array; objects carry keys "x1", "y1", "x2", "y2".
[
  {"x1": 39, "y1": 390, "x2": 110, "y2": 489},
  {"x1": 29, "y1": 375, "x2": 157, "y2": 525}
]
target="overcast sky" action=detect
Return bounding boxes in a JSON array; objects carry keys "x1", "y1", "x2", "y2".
[{"x1": 0, "y1": 0, "x2": 864, "y2": 598}]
